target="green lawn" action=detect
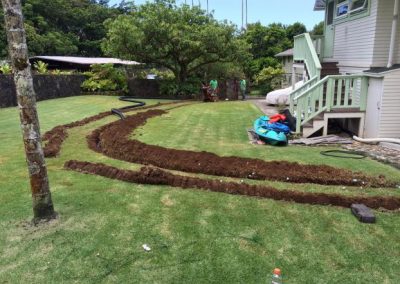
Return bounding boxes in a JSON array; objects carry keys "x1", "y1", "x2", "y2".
[{"x1": 0, "y1": 96, "x2": 400, "y2": 283}]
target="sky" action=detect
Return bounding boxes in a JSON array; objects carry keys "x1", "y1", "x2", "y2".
[{"x1": 109, "y1": 0, "x2": 324, "y2": 30}]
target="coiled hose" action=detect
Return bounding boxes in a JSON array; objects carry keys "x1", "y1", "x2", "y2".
[{"x1": 111, "y1": 96, "x2": 146, "y2": 119}]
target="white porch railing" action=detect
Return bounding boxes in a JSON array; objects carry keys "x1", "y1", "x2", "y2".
[
  {"x1": 293, "y1": 75, "x2": 369, "y2": 133},
  {"x1": 289, "y1": 33, "x2": 322, "y2": 113},
  {"x1": 293, "y1": 33, "x2": 322, "y2": 79}
]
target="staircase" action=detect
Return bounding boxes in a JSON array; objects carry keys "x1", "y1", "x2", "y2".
[{"x1": 289, "y1": 33, "x2": 369, "y2": 138}]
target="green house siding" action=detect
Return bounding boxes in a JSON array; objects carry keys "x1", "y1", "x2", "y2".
[
  {"x1": 379, "y1": 69, "x2": 400, "y2": 138},
  {"x1": 374, "y1": 0, "x2": 400, "y2": 67},
  {"x1": 325, "y1": 0, "x2": 378, "y2": 71}
]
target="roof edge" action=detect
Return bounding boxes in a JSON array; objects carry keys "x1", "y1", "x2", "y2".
[{"x1": 314, "y1": 0, "x2": 326, "y2": 11}]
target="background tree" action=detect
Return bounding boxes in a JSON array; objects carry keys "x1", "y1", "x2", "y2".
[
  {"x1": 102, "y1": 0, "x2": 250, "y2": 84},
  {"x1": 311, "y1": 21, "x2": 324, "y2": 36},
  {"x1": 0, "y1": 0, "x2": 133, "y2": 57},
  {"x1": 1, "y1": 0, "x2": 56, "y2": 222},
  {"x1": 286, "y1": 22, "x2": 307, "y2": 40},
  {"x1": 242, "y1": 22, "x2": 292, "y2": 80}
]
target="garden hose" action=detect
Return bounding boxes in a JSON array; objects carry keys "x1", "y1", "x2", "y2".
[
  {"x1": 111, "y1": 96, "x2": 146, "y2": 119},
  {"x1": 320, "y1": 150, "x2": 367, "y2": 159}
]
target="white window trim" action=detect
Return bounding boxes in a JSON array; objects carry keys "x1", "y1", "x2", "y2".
[
  {"x1": 334, "y1": 0, "x2": 369, "y2": 20},
  {"x1": 349, "y1": 0, "x2": 368, "y2": 14}
]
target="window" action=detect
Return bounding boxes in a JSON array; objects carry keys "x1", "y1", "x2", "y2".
[
  {"x1": 335, "y1": 0, "x2": 369, "y2": 19},
  {"x1": 349, "y1": 0, "x2": 368, "y2": 14},
  {"x1": 336, "y1": 0, "x2": 349, "y2": 17}
]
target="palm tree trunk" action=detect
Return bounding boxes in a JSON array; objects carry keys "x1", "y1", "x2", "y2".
[{"x1": 1, "y1": 0, "x2": 56, "y2": 222}]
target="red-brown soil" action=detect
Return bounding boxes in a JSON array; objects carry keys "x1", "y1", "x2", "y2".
[
  {"x1": 42, "y1": 101, "x2": 181, "y2": 157},
  {"x1": 87, "y1": 109, "x2": 394, "y2": 188},
  {"x1": 64, "y1": 160, "x2": 400, "y2": 210}
]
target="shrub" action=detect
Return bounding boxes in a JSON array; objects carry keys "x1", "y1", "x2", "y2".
[
  {"x1": 81, "y1": 64, "x2": 127, "y2": 93},
  {"x1": 137, "y1": 68, "x2": 175, "y2": 80},
  {"x1": 160, "y1": 77, "x2": 200, "y2": 98},
  {"x1": 0, "y1": 63, "x2": 12, "y2": 74},
  {"x1": 255, "y1": 66, "x2": 284, "y2": 94},
  {"x1": 51, "y1": 69, "x2": 73, "y2": 75},
  {"x1": 33, "y1": 61, "x2": 49, "y2": 74}
]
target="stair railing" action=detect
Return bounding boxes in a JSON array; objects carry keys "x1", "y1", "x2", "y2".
[
  {"x1": 289, "y1": 33, "x2": 322, "y2": 113},
  {"x1": 293, "y1": 33, "x2": 322, "y2": 78},
  {"x1": 289, "y1": 75, "x2": 318, "y2": 113},
  {"x1": 293, "y1": 75, "x2": 369, "y2": 133}
]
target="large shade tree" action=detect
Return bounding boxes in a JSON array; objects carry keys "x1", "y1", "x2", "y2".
[
  {"x1": 102, "y1": 0, "x2": 250, "y2": 83},
  {"x1": 2, "y1": 0, "x2": 56, "y2": 222},
  {"x1": 0, "y1": 0, "x2": 133, "y2": 58}
]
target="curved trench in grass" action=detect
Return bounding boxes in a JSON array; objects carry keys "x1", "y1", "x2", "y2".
[{"x1": 41, "y1": 101, "x2": 399, "y2": 209}]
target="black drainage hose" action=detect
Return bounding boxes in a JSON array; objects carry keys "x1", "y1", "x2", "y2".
[
  {"x1": 111, "y1": 96, "x2": 146, "y2": 120},
  {"x1": 320, "y1": 150, "x2": 366, "y2": 159}
]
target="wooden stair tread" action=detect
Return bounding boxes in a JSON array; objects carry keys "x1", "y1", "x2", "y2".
[{"x1": 330, "y1": 108, "x2": 364, "y2": 113}]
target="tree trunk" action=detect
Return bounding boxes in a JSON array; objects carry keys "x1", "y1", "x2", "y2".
[
  {"x1": 178, "y1": 65, "x2": 188, "y2": 84},
  {"x1": 2, "y1": 0, "x2": 56, "y2": 222}
]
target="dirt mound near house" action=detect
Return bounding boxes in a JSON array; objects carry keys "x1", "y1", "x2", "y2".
[
  {"x1": 64, "y1": 160, "x2": 400, "y2": 210},
  {"x1": 86, "y1": 109, "x2": 394, "y2": 188}
]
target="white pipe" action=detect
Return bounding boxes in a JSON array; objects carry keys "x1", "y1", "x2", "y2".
[
  {"x1": 353, "y1": 136, "x2": 400, "y2": 145},
  {"x1": 387, "y1": 0, "x2": 399, "y2": 68}
]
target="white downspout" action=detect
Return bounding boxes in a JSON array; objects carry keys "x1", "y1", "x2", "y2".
[{"x1": 387, "y1": 0, "x2": 399, "y2": 68}]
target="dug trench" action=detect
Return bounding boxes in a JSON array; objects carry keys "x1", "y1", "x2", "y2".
[
  {"x1": 42, "y1": 101, "x2": 187, "y2": 157},
  {"x1": 64, "y1": 160, "x2": 400, "y2": 210},
  {"x1": 86, "y1": 109, "x2": 396, "y2": 188}
]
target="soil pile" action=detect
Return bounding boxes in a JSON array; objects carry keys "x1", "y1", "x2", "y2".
[
  {"x1": 87, "y1": 109, "x2": 393, "y2": 188},
  {"x1": 42, "y1": 101, "x2": 180, "y2": 157},
  {"x1": 64, "y1": 160, "x2": 400, "y2": 210}
]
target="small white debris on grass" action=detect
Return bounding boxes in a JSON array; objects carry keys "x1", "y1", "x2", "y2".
[
  {"x1": 142, "y1": 244, "x2": 151, "y2": 252},
  {"x1": 286, "y1": 177, "x2": 290, "y2": 181}
]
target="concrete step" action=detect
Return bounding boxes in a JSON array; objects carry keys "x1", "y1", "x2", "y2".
[{"x1": 302, "y1": 117, "x2": 325, "y2": 138}]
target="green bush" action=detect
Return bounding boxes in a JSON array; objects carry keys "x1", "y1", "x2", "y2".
[
  {"x1": 137, "y1": 68, "x2": 175, "y2": 80},
  {"x1": 254, "y1": 66, "x2": 284, "y2": 94},
  {"x1": 160, "y1": 77, "x2": 200, "y2": 98},
  {"x1": 33, "y1": 61, "x2": 49, "y2": 74},
  {"x1": 0, "y1": 63, "x2": 12, "y2": 74},
  {"x1": 51, "y1": 69, "x2": 73, "y2": 75},
  {"x1": 81, "y1": 64, "x2": 127, "y2": 92}
]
